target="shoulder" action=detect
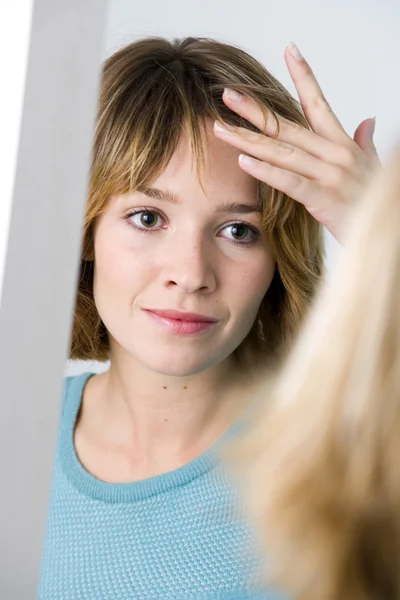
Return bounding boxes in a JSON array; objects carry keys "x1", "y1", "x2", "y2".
[
  {"x1": 63, "y1": 375, "x2": 75, "y2": 399},
  {"x1": 60, "y1": 371, "x2": 95, "y2": 418}
]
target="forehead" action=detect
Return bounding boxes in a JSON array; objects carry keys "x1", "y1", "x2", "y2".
[{"x1": 152, "y1": 118, "x2": 257, "y2": 201}]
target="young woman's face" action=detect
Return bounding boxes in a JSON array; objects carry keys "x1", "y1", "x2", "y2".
[{"x1": 93, "y1": 120, "x2": 276, "y2": 376}]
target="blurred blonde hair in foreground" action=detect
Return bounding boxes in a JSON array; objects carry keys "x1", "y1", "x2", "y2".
[{"x1": 230, "y1": 141, "x2": 400, "y2": 600}]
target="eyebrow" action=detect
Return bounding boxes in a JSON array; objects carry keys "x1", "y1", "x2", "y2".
[{"x1": 140, "y1": 187, "x2": 262, "y2": 214}]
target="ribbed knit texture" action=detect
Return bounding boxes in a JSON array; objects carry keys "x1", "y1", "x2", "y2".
[{"x1": 37, "y1": 372, "x2": 285, "y2": 600}]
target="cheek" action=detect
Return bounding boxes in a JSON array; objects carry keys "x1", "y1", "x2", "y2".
[
  {"x1": 93, "y1": 228, "x2": 152, "y2": 298},
  {"x1": 232, "y1": 255, "x2": 276, "y2": 312}
]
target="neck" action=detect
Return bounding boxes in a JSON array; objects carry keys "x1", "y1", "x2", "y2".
[{"x1": 80, "y1": 352, "x2": 256, "y2": 478}]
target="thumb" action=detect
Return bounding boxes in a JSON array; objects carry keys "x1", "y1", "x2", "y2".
[{"x1": 353, "y1": 117, "x2": 380, "y2": 166}]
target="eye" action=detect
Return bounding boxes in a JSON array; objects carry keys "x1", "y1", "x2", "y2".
[
  {"x1": 219, "y1": 222, "x2": 259, "y2": 245},
  {"x1": 127, "y1": 209, "x2": 163, "y2": 229}
]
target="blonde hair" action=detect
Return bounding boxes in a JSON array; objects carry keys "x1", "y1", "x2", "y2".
[
  {"x1": 232, "y1": 143, "x2": 400, "y2": 600},
  {"x1": 69, "y1": 36, "x2": 324, "y2": 366}
]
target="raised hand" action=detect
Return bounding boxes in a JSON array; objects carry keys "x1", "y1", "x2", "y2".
[{"x1": 213, "y1": 42, "x2": 380, "y2": 244}]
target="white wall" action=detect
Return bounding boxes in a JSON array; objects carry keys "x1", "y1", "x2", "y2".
[
  {"x1": 0, "y1": 1, "x2": 108, "y2": 595},
  {"x1": 67, "y1": 0, "x2": 400, "y2": 378},
  {"x1": 0, "y1": 2, "x2": 34, "y2": 303}
]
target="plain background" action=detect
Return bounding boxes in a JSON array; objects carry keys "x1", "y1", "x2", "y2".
[
  {"x1": 0, "y1": 1, "x2": 33, "y2": 301},
  {"x1": 67, "y1": 0, "x2": 400, "y2": 378},
  {"x1": 0, "y1": 1, "x2": 108, "y2": 595}
]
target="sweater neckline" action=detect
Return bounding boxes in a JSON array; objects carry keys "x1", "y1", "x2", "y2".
[{"x1": 59, "y1": 371, "x2": 243, "y2": 504}]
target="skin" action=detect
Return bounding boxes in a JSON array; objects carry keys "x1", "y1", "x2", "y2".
[
  {"x1": 75, "y1": 43, "x2": 380, "y2": 483},
  {"x1": 215, "y1": 43, "x2": 380, "y2": 244},
  {"x1": 75, "y1": 119, "x2": 275, "y2": 482}
]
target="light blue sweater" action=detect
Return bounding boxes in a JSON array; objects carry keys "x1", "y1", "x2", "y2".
[{"x1": 37, "y1": 372, "x2": 285, "y2": 600}]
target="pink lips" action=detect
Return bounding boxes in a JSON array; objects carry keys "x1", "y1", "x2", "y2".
[{"x1": 143, "y1": 309, "x2": 218, "y2": 335}]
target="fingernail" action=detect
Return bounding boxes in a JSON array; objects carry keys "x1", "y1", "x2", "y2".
[
  {"x1": 224, "y1": 88, "x2": 243, "y2": 102},
  {"x1": 288, "y1": 42, "x2": 304, "y2": 61},
  {"x1": 214, "y1": 121, "x2": 229, "y2": 133},
  {"x1": 370, "y1": 116, "x2": 376, "y2": 136},
  {"x1": 239, "y1": 154, "x2": 257, "y2": 168}
]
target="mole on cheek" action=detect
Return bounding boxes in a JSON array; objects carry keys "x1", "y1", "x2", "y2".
[
  {"x1": 163, "y1": 386, "x2": 167, "y2": 390},
  {"x1": 183, "y1": 386, "x2": 188, "y2": 390}
]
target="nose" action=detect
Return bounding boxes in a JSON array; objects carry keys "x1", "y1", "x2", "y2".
[{"x1": 163, "y1": 234, "x2": 217, "y2": 294}]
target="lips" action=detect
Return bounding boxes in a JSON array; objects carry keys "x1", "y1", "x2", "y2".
[
  {"x1": 144, "y1": 309, "x2": 218, "y2": 323},
  {"x1": 142, "y1": 309, "x2": 218, "y2": 335}
]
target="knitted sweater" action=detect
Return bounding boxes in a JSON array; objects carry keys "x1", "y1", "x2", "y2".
[{"x1": 37, "y1": 372, "x2": 285, "y2": 600}]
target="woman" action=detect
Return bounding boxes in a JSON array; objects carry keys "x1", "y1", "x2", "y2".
[
  {"x1": 234, "y1": 141, "x2": 400, "y2": 600},
  {"x1": 37, "y1": 36, "x2": 378, "y2": 599}
]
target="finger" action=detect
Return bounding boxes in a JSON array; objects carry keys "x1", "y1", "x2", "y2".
[
  {"x1": 353, "y1": 118, "x2": 381, "y2": 168},
  {"x1": 213, "y1": 120, "x2": 332, "y2": 180},
  {"x1": 284, "y1": 43, "x2": 350, "y2": 145},
  {"x1": 237, "y1": 153, "x2": 322, "y2": 212},
  {"x1": 237, "y1": 153, "x2": 345, "y2": 237},
  {"x1": 222, "y1": 89, "x2": 354, "y2": 166}
]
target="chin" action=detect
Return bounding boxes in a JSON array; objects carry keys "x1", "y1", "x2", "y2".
[
  {"x1": 131, "y1": 345, "x2": 224, "y2": 377},
  {"x1": 143, "y1": 356, "x2": 214, "y2": 377}
]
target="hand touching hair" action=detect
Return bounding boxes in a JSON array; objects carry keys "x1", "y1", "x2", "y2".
[{"x1": 231, "y1": 141, "x2": 400, "y2": 600}]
